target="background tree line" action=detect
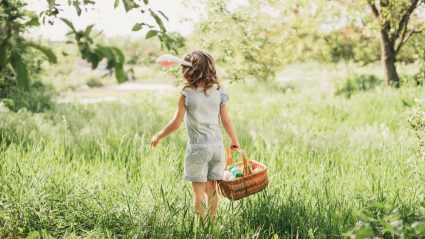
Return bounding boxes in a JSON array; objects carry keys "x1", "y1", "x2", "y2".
[
  {"x1": 1, "y1": 0, "x2": 424, "y2": 96},
  {"x1": 190, "y1": 0, "x2": 425, "y2": 86}
]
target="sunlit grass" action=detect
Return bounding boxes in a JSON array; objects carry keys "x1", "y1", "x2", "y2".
[{"x1": 0, "y1": 79, "x2": 424, "y2": 238}]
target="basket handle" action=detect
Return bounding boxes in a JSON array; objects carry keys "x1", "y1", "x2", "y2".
[{"x1": 225, "y1": 147, "x2": 252, "y2": 176}]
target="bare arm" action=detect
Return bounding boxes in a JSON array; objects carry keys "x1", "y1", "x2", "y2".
[
  {"x1": 220, "y1": 104, "x2": 240, "y2": 149},
  {"x1": 150, "y1": 95, "x2": 186, "y2": 147}
]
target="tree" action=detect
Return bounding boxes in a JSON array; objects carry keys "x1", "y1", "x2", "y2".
[
  {"x1": 190, "y1": 0, "x2": 287, "y2": 81},
  {"x1": 0, "y1": 0, "x2": 177, "y2": 88},
  {"x1": 273, "y1": 0, "x2": 425, "y2": 69},
  {"x1": 191, "y1": 0, "x2": 425, "y2": 83},
  {"x1": 367, "y1": 0, "x2": 425, "y2": 86}
]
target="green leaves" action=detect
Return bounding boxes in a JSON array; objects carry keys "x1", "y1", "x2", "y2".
[
  {"x1": 130, "y1": 8, "x2": 176, "y2": 51},
  {"x1": 131, "y1": 7, "x2": 179, "y2": 52},
  {"x1": 191, "y1": 1, "x2": 285, "y2": 81},
  {"x1": 25, "y1": 42, "x2": 57, "y2": 64},
  {"x1": 59, "y1": 0, "x2": 96, "y2": 16},
  {"x1": 85, "y1": 24, "x2": 95, "y2": 36},
  {"x1": 132, "y1": 23, "x2": 143, "y2": 31},
  {"x1": 72, "y1": 0, "x2": 82, "y2": 16},
  {"x1": 0, "y1": 43, "x2": 56, "y2": 91},
  {"x1": 1, "y1": 0, "x2": 176, "y2": 88},
  {"x1": 61, "y1": 16, "x2": 128, "y2": 84},
  {"x1": 149, "y1": 9, "x2": 166, "y2": 32},
  {"x1": 100, "y1": 46, "x2": 126, "y2": 83},
  {"x1": 112, "y1": 47, "x2": 125, "y2": 65},
  {"x1": 24, "y1": 11, "x2": 40, "y2": 27},
  {"x1": 115, "y1": 65, "x2": 126, "y2": 83},
  {"x1": 0, "y1": 44, "x2": 7, "y2": 67},
  {"x1": 345, "y1": 199, "x2": 425, "y2": 238},
  {"x1": 60, "y1": 18, "x2": 76, "y2": 32},
  {"x1": 46, "y1": 0, "x2": 55, "y2": 7},
  {"x1": 145, "y1": 30, "x2": 158, "y2": 39},
  {"x1": 122, "y1": 0, "x2": 140, "y2": 12},
  {"x1": 10, "y1": 53, "x2": 29, "y2": 89},
  {"x1": 114, "y1": 0, "x2": 145, "y2": 12},
  {"x1": 409, "y1": 99, "x2": 425, "y2": 157},
  {"x1": 158, "y1": 10, "x2": 169, "y2": 21}
]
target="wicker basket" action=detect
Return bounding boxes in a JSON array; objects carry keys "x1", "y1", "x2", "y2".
[{"x1": 217, "y1": 147, "x2": 268, "y2": 200}]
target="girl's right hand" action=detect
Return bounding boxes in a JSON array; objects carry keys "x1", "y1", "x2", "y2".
[
  {"x1": 150, "y1": 135, "x2": 161, "y2": 148},
  {"x1": 229, "y1": 142, "x2": 240, "y2": 150}
]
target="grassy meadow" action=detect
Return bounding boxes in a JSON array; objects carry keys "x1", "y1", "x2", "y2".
[{"x1": 1, "y1": 62, "x2": 425, "y2": 238}]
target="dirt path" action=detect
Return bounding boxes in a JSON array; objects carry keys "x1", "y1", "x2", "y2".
[{"x1": 60, "y1": 82, "x2": 176, "y2": 104}]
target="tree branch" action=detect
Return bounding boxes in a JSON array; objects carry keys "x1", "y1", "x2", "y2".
[
  {"x1": 395, "y1": 29, "x2": 422, "y2": 54},
  {"x1": 368, "y1": 1, "x2": 380, "y2": 18},
  {"x1": 391, "y1": 0, "x2": 420, "y2": 44},
  {"x1": 369, "y1": 0, "x2": 393, "y2": 48}
]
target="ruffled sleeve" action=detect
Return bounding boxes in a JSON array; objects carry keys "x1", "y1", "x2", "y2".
[
  {"x1": 180, "y1": 89, "x2": 188, "y2": 108},
  {"x1": 219, "y1": 87, "x2": 229, "y2": 107}
]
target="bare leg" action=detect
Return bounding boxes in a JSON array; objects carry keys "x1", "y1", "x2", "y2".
[
  {"x1": 192, "y1": 182, "x2": 207, "y2": 224},
  {"x1": 206, "y1": 180, "x2": 218, "y2": 217}
]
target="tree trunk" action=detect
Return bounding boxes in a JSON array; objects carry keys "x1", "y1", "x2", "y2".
[{"x1": 379, "y1": 30, "x2": 400, "y2": 86}]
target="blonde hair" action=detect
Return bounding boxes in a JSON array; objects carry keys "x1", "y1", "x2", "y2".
[{"x1": 181, "y1": 50, "x2": 220, "y2": 94}]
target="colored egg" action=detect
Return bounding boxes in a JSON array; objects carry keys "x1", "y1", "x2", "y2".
[
  {"x1": 231, "y1": 167, "x2": 241, "y2": 174},
  {"x1": 252, "y1": 168, "x2": 262, "y2": 174},
  {"x1": 228, "y1": 175, "x2": 236, "y2": 180},
  {"x1": 234, "y1": 171, "x2": 243, "y2": 178},
  {"x1": 223, "y1": 171, "x2": 231, "y2": 180},
  {"x1": 227, "y1": 164, "x2": 236, "y2": 172}
]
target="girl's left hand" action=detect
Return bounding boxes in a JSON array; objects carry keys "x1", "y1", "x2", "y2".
[{"x1": 150, "y1": 135, "x2": 161, "y2": 148}]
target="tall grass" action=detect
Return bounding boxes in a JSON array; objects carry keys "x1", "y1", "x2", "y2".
[{"x1": 0, "y1": 81, "x2": 424, "y2": 238}]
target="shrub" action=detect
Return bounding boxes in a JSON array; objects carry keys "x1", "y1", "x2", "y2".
[
  {"x1": 404, "y1": 47, "x2": 425, "y2": 87},
  {"x1": 344, "y1": 199, "x2": 425, "y2": 239},
  {"x1": 86, "y1": 77, "x2": 103, "y2": 88},
  {"x1": 0, "y1": 77, "x2": 56, "y2": 112},
  {"x1": 401, "y1": 45, "x2": 425, "y2": 87},
  {"x1": 0, "y1": 33, "x2": 56, "y2": 113},
  {"x1": 335, "y1": 73, "x2": 382, "y2": 98},
  {"x1": 408, "y1": 99, "x2": 425, "y2": 159},
  {"x1": 400, "y1": 74, "x2": 425, "y2": 87}
]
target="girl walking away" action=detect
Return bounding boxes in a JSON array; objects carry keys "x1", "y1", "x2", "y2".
[{"x1": 150, "y1": 50, "x2": 240, "y2": 222}]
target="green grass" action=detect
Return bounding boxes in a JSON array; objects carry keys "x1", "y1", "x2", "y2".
[{"x1": 1, "y1": 77, "x2": 425, "y2": 238}]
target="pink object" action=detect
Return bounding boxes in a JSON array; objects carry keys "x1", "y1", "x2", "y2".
[
  {"x1": 223, "y1": 171, "x2": 231, "y2": 180},
  {"x1": 252, "y1": 168, "x2": 262, "y2": 174},
  {"x1": 156, "y1": 54, "x2": 192, "y2": 67},
  {"x1": 158, "y1": 61, "x2": 175, "y2": 67}
]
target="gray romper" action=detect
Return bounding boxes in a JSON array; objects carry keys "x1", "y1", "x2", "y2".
[{"x1": 180, "y1": 85, "x2": 229, "y2": 182}]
